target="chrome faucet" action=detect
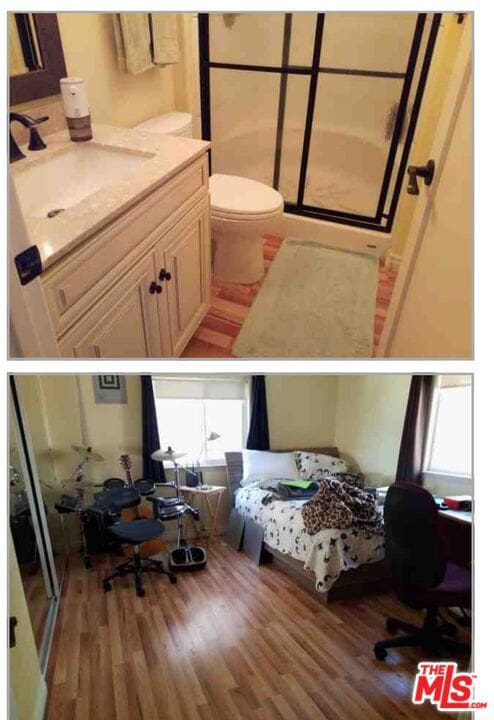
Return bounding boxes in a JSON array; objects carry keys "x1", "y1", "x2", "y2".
[{"x1": 9, "y1": 112, "x2": 49, "y2": 163}]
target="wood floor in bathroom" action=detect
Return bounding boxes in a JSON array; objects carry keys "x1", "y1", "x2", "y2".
[{"x1": 182, "y1": 235, "x2": 397, "y2": 358}]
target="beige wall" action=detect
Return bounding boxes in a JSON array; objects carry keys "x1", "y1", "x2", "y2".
[
  {"x1": 335, "y1": 375, "x2": 411, "y2": 486},
  {"x1": 36, "y1": 375, "x2": 142, "y2": 483},
  {"x1": 9, "y1": 530, "x2": 46, "y2": 720},
  {"x1": 57, "y1": 13, "x2": 176, "y2": 128},
  {"x1": 266, "y1": 375, "x2": 338, "y2": 449}
]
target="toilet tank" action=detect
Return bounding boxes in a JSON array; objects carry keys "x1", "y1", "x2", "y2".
[{"x1": 134, "y1": 112, "x2": 193, "y2": 138}]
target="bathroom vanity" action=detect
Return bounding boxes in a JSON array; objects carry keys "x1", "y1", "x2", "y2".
[{"x1": 11, "y1": 125, "x2": 211, "y2": 357}]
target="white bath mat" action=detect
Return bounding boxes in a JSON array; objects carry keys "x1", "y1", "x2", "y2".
[{"x1": 233, "y1": 238, "x2": 379, "y2": 358}]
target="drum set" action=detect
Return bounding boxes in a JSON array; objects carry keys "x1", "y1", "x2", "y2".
[{"x1": 55, "y1": 445, "x2": 207, "y2": 571}]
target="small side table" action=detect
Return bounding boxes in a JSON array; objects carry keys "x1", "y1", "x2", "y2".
[{"x1": 179, "y1": 485, "x2": 226, "y2": 548}]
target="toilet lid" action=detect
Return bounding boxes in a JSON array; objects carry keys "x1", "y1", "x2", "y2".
[
  {"x1": 209, "y1": 174, "x2": 284, "y2": 218},
  {"x1": 134, "y1": 112, "x2": 192, "y2": 136}
]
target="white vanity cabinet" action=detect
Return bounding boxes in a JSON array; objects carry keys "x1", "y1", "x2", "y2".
[
  {"x1": 42, "y1": 154, "x2": 210, "y2": 358},
  {"x1": 154, "y1": 195, "x2": 211, "y2": 357}
]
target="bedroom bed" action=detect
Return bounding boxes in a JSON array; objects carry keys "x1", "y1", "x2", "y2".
[{"x1": 225, "y1": 447, "x2": 390, "y2": 601}]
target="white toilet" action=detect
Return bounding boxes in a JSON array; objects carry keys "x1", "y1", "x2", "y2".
[{"x1": 134, "y1": 112, "x2": 284, "y2": 284}]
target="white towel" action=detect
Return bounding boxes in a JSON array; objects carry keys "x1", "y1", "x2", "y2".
[
  {"x1": 150, "y1": 13, "x2": 181, "y2": 66},
  {"x1": 113, "y1": 12, "x2": 180, "y2": 75},
  {"x1": 113, "y1": 13, "x2": 153, "y2": 75}
]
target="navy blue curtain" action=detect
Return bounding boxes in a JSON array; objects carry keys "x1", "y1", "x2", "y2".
[
  {"x1": 395, "y1": 375, "x2": 434, "y2": 484},
  {"x1": 141, "y1": 376, "x2": 165, "y2": 482},
  {"x1": 246, "y1": 376, "x2": 270, "y2": 450}
]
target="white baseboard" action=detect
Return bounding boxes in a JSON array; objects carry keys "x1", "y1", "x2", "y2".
[
  {"x1": 282, "y1": 212, "x2": 392, "y2": 258},
  {"x1": 32, "y1": 678, "x2": 47, "y2": 720},
  {"x1": 384, "y1": 250, "x2": 402, "y2": 273}
]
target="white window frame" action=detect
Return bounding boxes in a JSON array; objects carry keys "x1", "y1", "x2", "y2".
[
  {"x1": 152, "y1": 375, "x2": 250, "y2": 468},
  {"x1": 422, "y1": 375, "x2": 472, "y2": 486}
]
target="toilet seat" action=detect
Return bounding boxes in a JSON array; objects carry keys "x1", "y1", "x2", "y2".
[{"x1": 209, "y1": 174, "x2": 283, "y2": 221}]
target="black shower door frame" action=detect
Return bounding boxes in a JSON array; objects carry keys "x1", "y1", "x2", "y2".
[{"x1": 198, "y1": 12, "x2": 442, "y2": 233}]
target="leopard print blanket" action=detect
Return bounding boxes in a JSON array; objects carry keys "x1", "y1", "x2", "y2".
[{"x1": 301, "y1": 476, "x2": 383, "y2": 536}]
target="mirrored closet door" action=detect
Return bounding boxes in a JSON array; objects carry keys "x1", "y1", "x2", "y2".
[{"x1": 9, "y1": 376, "x2": 66, "y2": 671}]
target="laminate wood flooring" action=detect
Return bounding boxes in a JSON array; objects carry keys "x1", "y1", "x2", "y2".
[{"x1": 45, "y1": 542, "x2": 469, "y2": 720}]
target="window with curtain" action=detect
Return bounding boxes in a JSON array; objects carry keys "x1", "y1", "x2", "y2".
[
  {"x1": 423, "y1": 375, "x2": 472, "y2": 479},
  {"x1": 152, "y1": 376, "x2": 249, "y2": 465}
]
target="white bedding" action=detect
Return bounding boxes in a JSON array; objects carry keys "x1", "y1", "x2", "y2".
[{"x1": 235, "y1": 485, "x2": 385, "y2": 593}]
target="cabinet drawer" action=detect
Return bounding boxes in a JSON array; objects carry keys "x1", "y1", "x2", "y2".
[{"x1": 42, "y1": 153, "x2": 208, "y2": 336}]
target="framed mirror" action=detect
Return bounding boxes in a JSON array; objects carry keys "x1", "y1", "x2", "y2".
[{"x1": 9, "y1": 13, "x2": 67, "y2": 105}]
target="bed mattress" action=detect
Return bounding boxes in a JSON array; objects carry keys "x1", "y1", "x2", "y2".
[{"x1": 235, "y1": 486, "x2": 385, "y2": 592}]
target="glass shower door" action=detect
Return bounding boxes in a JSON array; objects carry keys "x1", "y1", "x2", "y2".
[
  {"x1": 300, "y1": 13, "x2": 424, "y2": 222},
  {"x1": 199, "y1": 12, "x2": 441, "y2": 232},
  {"x1": 207, "y1": 13, "x2": 288, "y2": 187}
]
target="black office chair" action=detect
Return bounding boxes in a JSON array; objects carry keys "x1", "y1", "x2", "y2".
[
  {"x1": 374, "y1": 483, "x2": 471, "y2": 661},
  {"x1": 97, "y1": 487, "x2": 176, "y2": 597}
]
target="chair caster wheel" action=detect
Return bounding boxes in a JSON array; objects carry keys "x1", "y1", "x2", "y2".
[
  {"x1": 84, "y1": 557, "x2": 92, "y2": 569},
  {"x1": 136, "y1": 587, "x2": 145, "y2": 597},
  {"x1": 386, "y1": 618, "x2": 399, "y2": 634},
  {"x1": 170, "y1": 575, "x2": 177, "y2": 584},
  {"x1": 374, "y1": 645, "x2": 387, "y2": 661},
  {"x1": 103, "y1": 580, "x2": 111, "y2": 592}
]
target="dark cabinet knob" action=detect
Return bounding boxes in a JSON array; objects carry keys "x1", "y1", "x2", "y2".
[
  {"x1": 149, "y1": 281, "x2": 162, "y2": 294},
  {"x1": 159, "y1": 268, "x2": 172, "y2": 282}
]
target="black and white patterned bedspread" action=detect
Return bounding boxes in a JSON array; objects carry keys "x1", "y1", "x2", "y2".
[{"x1": 235, "y1": 486, "x2": 385, "y2": 593}]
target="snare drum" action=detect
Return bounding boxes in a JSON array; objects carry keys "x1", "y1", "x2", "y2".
[
  {"x1": 133, "y1": 478, "x2": 156, "y2": 496},
  {"x1": 103, "y1": 478, "x2": 126, "y2": 491}
]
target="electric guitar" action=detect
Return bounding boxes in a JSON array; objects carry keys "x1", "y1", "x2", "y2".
[{"x1": 119, "y1": 454, "x2": 134, "y2": 487}]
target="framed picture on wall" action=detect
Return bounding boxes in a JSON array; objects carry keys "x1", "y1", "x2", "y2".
[{"x1": 92, "y1": 375, "x2": 127, "y2": 404}]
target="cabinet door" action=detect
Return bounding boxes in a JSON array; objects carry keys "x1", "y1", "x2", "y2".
[
  {"x1": 59, "y1": 255, "x2": 167, "y2": 358},
  {"x1": 156, "y1": 197, "x2": 211, "y2": 356}
]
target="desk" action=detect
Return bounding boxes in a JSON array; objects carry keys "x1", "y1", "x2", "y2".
[
  {"x1": 439, "y1": 508, "x2": 472, "y2": 525},
  {"x1": 438, "y1": 508, "x2": 472, "y2": 567},
  {"x1": 180, "y1": 485, "x2": 226, "y2": 548}
]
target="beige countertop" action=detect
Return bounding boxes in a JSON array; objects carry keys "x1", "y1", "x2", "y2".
[{"x1": 10, "y1": 124, "x2": 210, "y2": 270}]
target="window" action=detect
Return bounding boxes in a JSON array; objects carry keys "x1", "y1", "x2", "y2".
[
  {"x1": 152, "y1": 376, "x2": 248, "y2": 466},
  {"x1": 424, "y1": 375, "x2": 472, "y2": 479}
]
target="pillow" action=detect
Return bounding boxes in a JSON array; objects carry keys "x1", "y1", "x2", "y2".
[
  {"x1": 241, "y1": 450, "x2": 299, "y2": 486},
  {"x1": 295, "y1": 451, "x2": 348, "y2": 481}
]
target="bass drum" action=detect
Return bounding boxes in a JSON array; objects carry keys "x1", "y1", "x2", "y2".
[{"x1": 133, "y1": 478, "x2": 156, "y2": 496}]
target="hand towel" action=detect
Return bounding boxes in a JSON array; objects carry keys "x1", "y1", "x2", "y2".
[
  {"x1": 150, "y1": 13, "x2": 181, "y2": 66},
  {"x1": 113, "y1": 13, "x2": 153, "y2": 75}
]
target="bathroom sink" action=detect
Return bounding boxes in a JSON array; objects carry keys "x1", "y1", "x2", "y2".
[{"x1": 13, "y1": 143, "x2": 154, "y2": 219}]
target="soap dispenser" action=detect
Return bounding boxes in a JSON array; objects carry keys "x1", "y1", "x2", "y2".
[{"x1": 60, "y1": 77, "x2": 92, "y2": 141}]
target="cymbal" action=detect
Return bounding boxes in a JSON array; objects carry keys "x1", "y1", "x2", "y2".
[
  {"x1": 71, "y1": 445, "x2": 105, "y2": 462},
  {"x1": 151, "y1": 448, "x2": 186, "y2": 462},
  {"x1": 62, "y1": 479, "x2": 103, "y2": 488}
]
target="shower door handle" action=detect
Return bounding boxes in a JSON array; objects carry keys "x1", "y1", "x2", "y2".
[{"x1": 407, "y1": 160, "x2": 435, "y2": 195}]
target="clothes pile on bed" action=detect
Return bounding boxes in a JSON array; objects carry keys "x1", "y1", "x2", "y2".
[
  {"x1": 301, "y1": 475, "x2": 383, "y2": 536},
  {"x1": 234, "y1": 449, "x2": 385, "y2": 593}
]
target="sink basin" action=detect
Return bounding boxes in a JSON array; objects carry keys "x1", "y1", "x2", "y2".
[{"x1": 13, "y1": 143, "x2": 154, "y2": 219}]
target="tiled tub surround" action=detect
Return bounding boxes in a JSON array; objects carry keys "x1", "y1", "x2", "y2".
[{"x1": 11, "y1": 124, "x2": 211, "y2": 358}]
